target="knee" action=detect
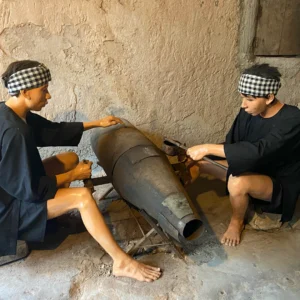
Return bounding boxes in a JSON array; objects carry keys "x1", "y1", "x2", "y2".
[
  {"x1": 227, "y1": 175, "x2": 250, "y2": 197},
  {"x1": 75, "y1": 188, "x2": 94, "y2": 210}
]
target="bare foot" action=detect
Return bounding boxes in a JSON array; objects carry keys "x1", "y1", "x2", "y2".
[
  {"x1": 113, "y1": 256, "x2": 161, "y2": 282},
  {"x1": 221, "y1": 219, "x2": 245, "y2": 247}
]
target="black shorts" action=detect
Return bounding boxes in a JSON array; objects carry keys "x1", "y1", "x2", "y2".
[
  {"x1": 18, "y1": 181, "x2": 57, "y2": 242},
  {"x1": 18, "y1": 201, "x2": 48, "y2": 242},
  {"x1": 251, "y1": 177, "x2": 283, "y2": 214}
]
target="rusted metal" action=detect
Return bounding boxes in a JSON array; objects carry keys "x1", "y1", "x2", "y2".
[
  {"x1": 90, "y1": 120, "x2": 204, "y2": 243},
  {"x1": 162, "y1": 137, "x2": 228, "y2": 171},
  {"x1": 161, "y1": 139, "x2": 182, "y2": 156}
]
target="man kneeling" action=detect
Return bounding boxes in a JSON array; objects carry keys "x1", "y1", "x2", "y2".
[{"x1": 187, "y1": 64, "x2": 300, "y2": 246}]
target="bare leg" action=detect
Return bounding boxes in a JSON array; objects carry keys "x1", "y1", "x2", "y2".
[
  {"x1": 43, "y1": 152, "x2": 79, "y2": 187},
  {"x1": 221, "y1": 174, "x2": 273, "y2": 246},
  {"x1": 47, "y1": 188, "x2": 161, "y2": 282},
  {"x1": 186, "y1": 159, "x2": 274, "y2": 246}
]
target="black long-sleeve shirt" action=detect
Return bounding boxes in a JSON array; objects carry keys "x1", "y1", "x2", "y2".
[
  {"x1": 224, "y1": 105, "x2": 300, "y2": 221},
  {"x1": 0, "y1": 102, "x2": 84, "y2": 255}
]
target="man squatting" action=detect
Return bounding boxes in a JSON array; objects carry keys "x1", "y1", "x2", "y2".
[
  {"x1": 0, "y1": 60, "x2": 161, "y2": 282},
  {"x1": 187, "y1": 64, "x2": 300, "y2": 247}
]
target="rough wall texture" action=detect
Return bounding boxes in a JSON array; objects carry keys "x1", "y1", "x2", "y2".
[
  {"x1": 1, "y1": 0, "x2": 299, "y2": 174},
  {"x1": 0, "y1": 0, "x2": 240, "y2": 172},
  {"x1": 238, "y1": 0, "x2": 300, "y2": 111}
]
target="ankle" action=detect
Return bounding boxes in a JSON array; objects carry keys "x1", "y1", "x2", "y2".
[
  {"x1": 230, "y1": 217, "x2": 244, "y2": 225},
  {"x1": 113, "y1": 253, "x2": 132, "y2": 267}
]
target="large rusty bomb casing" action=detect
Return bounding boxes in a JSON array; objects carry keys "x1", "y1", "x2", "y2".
[{"x1": 90, "y1": 120, "x2": 203, "y2": 242}]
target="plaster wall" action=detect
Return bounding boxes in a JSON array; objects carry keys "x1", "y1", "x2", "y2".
[
  {"x1": 1, "y1": 1, "x2": 299, "y2": 174},
  {"x1": 239, "y1": 0, "x2": 300, "y2": 110},
  {"x1": 0, "y1": 0, "x2": 240, "y2": 169}
]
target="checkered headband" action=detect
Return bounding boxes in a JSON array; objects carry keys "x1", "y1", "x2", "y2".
[
  {"x1": 238, "y1": 74, "x2": 281, "y2": 97},
  {"x1": 6, "y1": 64, "x2": 51, "y2": 95}
]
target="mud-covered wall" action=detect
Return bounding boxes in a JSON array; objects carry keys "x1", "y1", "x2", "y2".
[
  {"x1": 1, "y1": 0, "x2": 299, "y2": 176},
  {"x1": 0, "y1": 0, "x2": 241, "y2": 169},
  {"x1": 239, "y1": 0, "x2": 300, "y2": 110}
]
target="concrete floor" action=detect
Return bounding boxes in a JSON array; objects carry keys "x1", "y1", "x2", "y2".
[{"x1": 0, "y1": 177, "x2": 299, "y2": 300}]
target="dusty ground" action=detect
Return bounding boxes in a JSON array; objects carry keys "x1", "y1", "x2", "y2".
[{"x1": 0, "y1": 179, "x2": 299, "y2": 300}]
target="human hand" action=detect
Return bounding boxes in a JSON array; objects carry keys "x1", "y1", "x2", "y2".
[
  {"x1": 71, "y1": 160, "x2": 93, "y2": 181},
  {"x1": 98, "y1": 116, "x2": 123, "y2": 127},
  {"x1": 186, "y1": 145, "x2": 208, "y2": 161}
]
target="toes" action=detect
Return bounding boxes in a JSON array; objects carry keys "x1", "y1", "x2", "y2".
[
  {"x1": 231, "y1": 239, "x2": 237, "y2": 247},
  {"x1": 112, "y1": 260, "x2": 161, "y2": 282},
  {"x1": 221, "y1": 237, "x2": 226, "y2": 244},
  {"x1": 222, "y1": 237, "x2": 235, "y2": 246},
  {"x1": 145, "y1": 269, "x2": 161, "y2": 278},
  {"x1": 139, "y1": 264, "x2": 161, "y2": 281},
  {"x1": 221, "y1": 234, "x2": 242, "y2": 247},
  {"x1": 233, "y1": 238, "x2": 240, "y2": 246},
  {"x1": 148, "y1": 268, "x2": 161, "y2": 274},
  {"x1": 141, "y1": 271, "x2": 160, "y2": 282},
  {"x1": 152, "y1": 270, "x2": 161, "y2": 277},
  {"x1": 145, "y1": 273, "x2": 160, "y2": 281},
  {"x1": 227, "y1": 238, "x2": 240, "y2": 247},
  {"x1": 144, "y1": 265, "x2": 160, "y2": 272}
]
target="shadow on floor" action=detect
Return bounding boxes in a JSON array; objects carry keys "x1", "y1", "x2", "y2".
[{"x1": 182, "y1": 176, "x2": 229, "y2": 265}]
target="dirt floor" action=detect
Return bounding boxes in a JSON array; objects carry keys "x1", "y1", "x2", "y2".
[{"x1": 0, "y1": 177, "x2": 299, "y2": 300}]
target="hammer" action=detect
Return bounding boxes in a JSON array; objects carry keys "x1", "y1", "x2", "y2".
[{"x1": 163, "y1": 137, "x2": 228, "y2": 171}]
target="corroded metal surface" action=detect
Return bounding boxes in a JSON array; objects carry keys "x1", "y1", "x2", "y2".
[{"x1": 90, "y1": 120, "x2": 203, "y2": 242}]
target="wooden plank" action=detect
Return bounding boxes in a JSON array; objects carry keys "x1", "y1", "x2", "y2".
[
  {"x1": 239, "y1": 0, "x2": 260, "y2": 55},
  {"x1": 254, "y1": 0, "x2": 285, "y2": 55},
  {"x1": 254, "y1": 0, "x2": 300, "y2": 55},
  {"x1": 279, "y1": 0, "x2": 300, "y2": 55}
]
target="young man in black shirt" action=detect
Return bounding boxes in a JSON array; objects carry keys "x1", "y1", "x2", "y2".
[
  {"x1": 0, "y1": 60, "x2": 161, "y2": 282},
  {"x1": 187, "y1": 64, "x2": 300, "y2": 247}
]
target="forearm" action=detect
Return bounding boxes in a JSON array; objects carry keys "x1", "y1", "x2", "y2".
[
  {"x1": 83, "y1": 116, "x2": 122, "y2": 131},
  {"x1": 204, "y1": 144, "x2": 226, "y2": 158},
  {"x1": 83, "y1": 121, "x2": 100, "y2": 131},
  {"x1": 187, "y1": 143, "x2": 226, "y2": 161},
  {"x1": 55, "y1": 171, "x2": 75, "y2": 187}
]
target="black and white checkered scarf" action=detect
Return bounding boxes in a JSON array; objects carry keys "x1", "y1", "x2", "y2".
[
  {"x1": 238, "y1": 74, "x2": 281, "y2": 97},
  {"x1": 6, "y1": 64, "x2": 51, "y2": 95}
]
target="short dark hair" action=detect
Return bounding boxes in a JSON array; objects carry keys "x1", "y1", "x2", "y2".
[
  {"x1": 2, "y1": 60, "x2": 41, "y2": 96},
  {"x1": 243, "y1": 63, "x2": 281, "y2": 81}
]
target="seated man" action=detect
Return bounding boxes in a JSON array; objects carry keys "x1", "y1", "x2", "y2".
[
  {"x1": 0, "y1": 60, "x2": 161, "y2": 282},
  {"x1": 187, "y1": 64, "x2": 300, "y2": 247}
]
